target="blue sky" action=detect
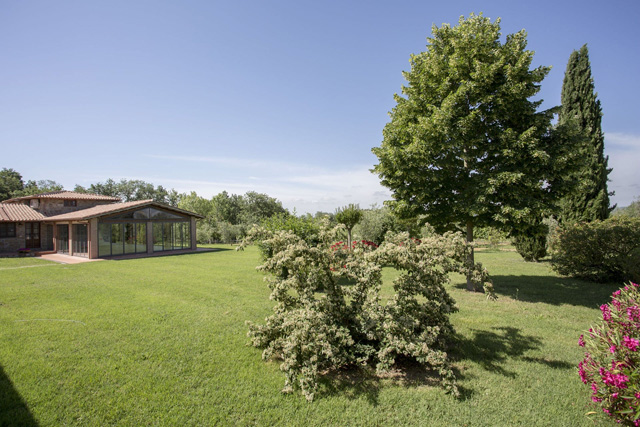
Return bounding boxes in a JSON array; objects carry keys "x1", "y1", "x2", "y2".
[{"x1": 1, "y1": 0, "x2": 639, "y2": 213}]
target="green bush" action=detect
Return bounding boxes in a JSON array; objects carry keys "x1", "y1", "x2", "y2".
[
  {"x1": 240, "y1": 224, "x2": 495, "y2": 401},
  {"x1": 513, "y1": 220, "x2": 548, "y2": 262},
  {"x1": 550, "y1": 217, "x2": 640, "y2": 283},
  {"x1": 260, "y1": 212, "x2": 321, "y2": 246}
]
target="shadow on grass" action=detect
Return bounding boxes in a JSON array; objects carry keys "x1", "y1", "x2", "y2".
[
  {"x1": 455, "y1": 274, "x2": 619, "y2": 308},
  {"x1": 111, "y1": 247, "x2": 233, "y2": 262},
  {"x1": 452, "y1": 326, "x2": 570, "y2": 377},
  {"x1": 0, "y1": 364, "x2": 38, "y2": 426},
  {"x1": 319, "y1": 358, "x2": 443, "y2": 405},
  {"x1": 312, "y1": 326, "x2": 573, "y2": 403}
]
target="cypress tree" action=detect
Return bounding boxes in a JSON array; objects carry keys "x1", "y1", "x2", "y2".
[{"x1": 558, "y1": 44, "x2": 614, "y2": 223}]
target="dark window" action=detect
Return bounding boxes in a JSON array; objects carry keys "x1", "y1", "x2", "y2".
[
  {"x1": 0, "y1": 223, "x2": 16, "y2": 238},
  {"x1": 64, "y1": 200, "x2": 77, "y2": 207}
]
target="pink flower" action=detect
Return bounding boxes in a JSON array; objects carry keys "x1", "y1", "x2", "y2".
[
  {"x1": 601, "y1": 370, "x2": 629, "y2": 389},
  {"x1": 579, "y1": 361, "x2": 588, "y2": 384},
  {"x1": 601, "y1": 304, "x2": 612, "y2": 322},
  {"x1": 609, "y1": 345, "x2": 617, "y2": 354},
  {"x1": 579, "y1": 361, "x2": 588, "y2": 383},
  {"x1": 578, "y1": 335, "x2": 585, "y2": 347},
  {"x1": 623, "y1": 336, "x2": 639, "y2": 351},
  {"x1": 627, "y1": 306, "x2": 640, "y2": 322}
]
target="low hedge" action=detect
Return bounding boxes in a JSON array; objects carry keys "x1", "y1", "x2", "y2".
[{"x1": 550, "y1": 217, "x2": 640, "y2": 283}]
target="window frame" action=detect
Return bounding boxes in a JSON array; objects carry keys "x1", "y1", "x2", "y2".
[{"x1": 0, "y1": 223, "x2": 17, "y2": 238}]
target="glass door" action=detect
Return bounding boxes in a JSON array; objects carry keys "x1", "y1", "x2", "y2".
[
  {"x1": 57, "y1": 224, "x2": 69, "y2": 254},
  {"x1": 25, "y1": 223, "x2": 41, "y2": 248},
  {"x1": 72, "y1": 224, "x2": 88, "y2": 257}
]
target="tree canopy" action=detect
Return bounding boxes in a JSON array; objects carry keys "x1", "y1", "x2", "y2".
[
  {"x1": 0, "y1": 168, "x2": 64, "y2": 201},
  {"x1": 558, "y1": 44, "x2": 614, "y2": 223},
  {"x1": 75, "y1": 179, "x2": 181, "y2": 206},
  {"x1": 335, "y1": 204, "x2": 362, "y2": 248},
  {"x1": 373, "y1": 13, "x2": 575, "y2": 242},
  {"x1": 0, "y1": 168, "x2": 25, "y2": 201}
]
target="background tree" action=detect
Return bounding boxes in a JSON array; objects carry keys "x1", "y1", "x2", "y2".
[
  {"x1": 0, "y1": 168, "x2": 25, "y2": 201},
  {"x1": 612, "y1": 197, "x2": 640, "y2": 218},
  {"x1": 241, "y1": 191, "x2": 287, "y2": 225},
  {"x1": 335, "y1": 204, "x2": 362, "y2": 248},
  {"x1": 210, "y1": 191, "x2": 245, "y2": 225},
  {"x1": 12, "y1": 179, "x2": 64, "y2": 197},
  {"x1": 75, "y1": 178, "x2": 180, "y2": 205},
  {"x1": 558, "y1": 44, "x2": 614, "y2": 223},
  {"x1": 372, "y1": 14, "x2": 575, "y2": 291}
]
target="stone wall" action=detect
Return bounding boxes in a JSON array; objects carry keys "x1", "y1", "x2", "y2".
[
  {"x1": 36, "y1": 199, "x2": 115, "y2": 216},
  {"x1": 0, "y1": 223, "x2": 25, "y2": 253}
]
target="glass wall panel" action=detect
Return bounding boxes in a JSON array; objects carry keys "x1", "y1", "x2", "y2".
[
  {"x1": 136, "y1": 223, "x2": 147, "y2": 253},
  {"x1": 43, "y1": 225, "x2": 54, "y2": 251},
  {"x1": 73, "y1": 224, "x2": 88, "y2": 256},
  {"x1": 111, "y1": 224, "x2": 124, "y2": 255},
  {"x1": 124, "y1": 223, "x2": 136, "y2": 254},
  {"x1": 153, "y1": 223, "x2": 163, "y2": 251},
  {"x1": 104, "y1": 208, "x2": 152, "y2": 220},
  {"x1": 173, "y1": 223, "x2": 182, "y2": 250},
  {"x1": 57, "y1": 224, "x2": 69, "y2": 254},
  {"x1": 184, "y1": 222, "x2": 191, "y2": 249},
  {"x1": 99, "y1": 223, "x2": 111, "y2": 257},
  {"x1": 149, "y1": 208, "x2": 185, "y2": 220},
  {"x1": 163, "y1": 223, "x2": 172, "y2": 251},
  {"x1": 133, "y1": 208, "x2": 150, "y2": 219}
]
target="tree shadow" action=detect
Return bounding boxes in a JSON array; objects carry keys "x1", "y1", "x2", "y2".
[
  {"x1": 318, "y1": 358, "x2": 445, "y2": 405},
  {"x1": 310, "y1": 326, "x2": 573, "y2": 403},
  {"x1": 451, "y1": 326, "x2": 572, "y2": 378},
  {"x1": 0, "y1": 364, "x2": 39, "y2": 426},
  {"x1": 455, "y1": 274, "x2": 619, "y2": 308}
]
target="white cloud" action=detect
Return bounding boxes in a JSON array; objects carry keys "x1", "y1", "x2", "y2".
[
  {"x1": 140, "y1": 155, "x2": 392, "y2": 213},
  {"x1": 605, "y1": 132, "x2": 640, "y2": 207}
]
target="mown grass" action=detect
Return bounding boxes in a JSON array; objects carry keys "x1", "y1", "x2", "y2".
[{"x1": 0, "y1": 246, "x2": 618, "y2": 426}]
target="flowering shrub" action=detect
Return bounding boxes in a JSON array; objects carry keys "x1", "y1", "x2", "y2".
[
  {"x1": 578, "y1": 283, "x2": 640, "y2": 424},
  {"x1": 240, "y1": 223, "x2": 495, "y2": 401}
]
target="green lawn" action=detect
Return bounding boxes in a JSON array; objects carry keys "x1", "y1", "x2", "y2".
[{"x1": 0, "y1": 246, "x2": 618, "y2": 426}]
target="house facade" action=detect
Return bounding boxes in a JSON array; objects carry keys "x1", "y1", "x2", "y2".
[{"x1": 0, "y1": 191, "x2": 203, "y2": 259}]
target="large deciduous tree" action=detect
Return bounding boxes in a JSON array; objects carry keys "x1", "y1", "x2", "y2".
[
  {"x1": 558, "y1": 44, "x2": 613, "y2": 223},
  {"x1": 0, "y1": 168, "x2": 24, "y2": 201},
  {"x1": 372, "y1": 14, "x2": 574, "y2": 290}
]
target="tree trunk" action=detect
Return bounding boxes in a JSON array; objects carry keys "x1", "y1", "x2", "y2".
[
  {"x1": 347, "y1": 229, "x2": 352, "y2": 250},
  {"x1": 465, "y1": 220, "x2": 476, "y2": 291}
]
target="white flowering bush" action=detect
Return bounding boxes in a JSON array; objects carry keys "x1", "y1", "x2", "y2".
[{"x1": 240, "y1": 224, "x2": 494, "y2": 401}]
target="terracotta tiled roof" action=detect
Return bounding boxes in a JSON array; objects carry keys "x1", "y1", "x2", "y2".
[
  {"x1": 44, "y1": 200, "x2": 204, "y2": 221},
  {"x1": 2, "y1": 191, "x2": 120, "y2": 203},
  {"x1": 0, "y1": 204, "x2": 46, "y2": 222}
]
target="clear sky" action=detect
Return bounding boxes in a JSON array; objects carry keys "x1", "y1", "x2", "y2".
[{"x1": 1, "y1": 0, "x2": 639, "y2": 213}]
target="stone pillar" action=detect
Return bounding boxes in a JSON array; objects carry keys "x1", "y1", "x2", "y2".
[
  {"x1": 52, "y1": 223, "x2": 57, "y2": 252},
  {"x1": 89, "y1": 219, "x2": 98, "y2": 259},
  {"x1": 68, "y1": 223, "x2": 74, "y2": 256}
]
